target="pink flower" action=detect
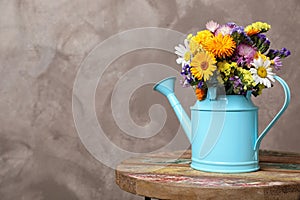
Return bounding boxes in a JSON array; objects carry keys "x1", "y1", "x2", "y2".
[
  {"x1": 206, "y1": 20, "x2": 219, "y2": 33},
  {"x1": 235, "y1": 44, "x2": 257, "y2": 66},
  {"x1": 215, "y1": 25, "x2": 232, "y2": 36}
]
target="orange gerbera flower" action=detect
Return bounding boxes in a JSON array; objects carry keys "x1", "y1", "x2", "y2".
[{"x1": 204, "y1": 34, "x2": 236, "y2": 58}]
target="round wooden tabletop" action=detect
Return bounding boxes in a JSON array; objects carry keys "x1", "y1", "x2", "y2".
[{"x1": 116, "y1": 150, "x2": 300, "y2": 200}]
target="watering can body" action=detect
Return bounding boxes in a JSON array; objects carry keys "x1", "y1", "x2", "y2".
[
  {"x1": 190, "y1": 95, "x2": 259, "y2": 173},
  {"x1": 154, "y1": 76, "x2": 290, "y2": 173}
]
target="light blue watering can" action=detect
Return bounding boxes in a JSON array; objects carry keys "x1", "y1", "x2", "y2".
[{"x1": 153, "y1": 76, "x2": 290, "y2": 173}]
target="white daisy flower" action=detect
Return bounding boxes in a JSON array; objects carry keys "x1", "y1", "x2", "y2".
[
  {"x1": 175, "y1": 39, "x2": 191, "y2": 67},
  {"x1": 250, "y1": 57, "x2": 275, "y2": 88}
]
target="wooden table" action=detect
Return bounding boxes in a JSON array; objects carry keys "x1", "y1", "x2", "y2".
[{"x1": 115, "y1": 150, "x2": 300, "y2": 200}]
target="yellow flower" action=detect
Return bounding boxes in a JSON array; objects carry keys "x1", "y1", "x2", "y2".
[
  {"x1": 245, "y1": 22, "x2": 271, "y2": 36},
  {"x1": 237, "y1": 67, "x2": 256, "y2": 89},
  {"x1": 204, "y1": 34, "x2": 236, "y2": 58},
  {"x1": 189, "y1": 37, "x2": 201, "y2": 54},
  {"x1": 190, "y1": 52, "x2": 216, "y2": 81},
  {"x1": 254, "y1": 51, "x2": 268, "y2": 61},
  {"x1": 217, "y1": 61, "x2": 238, "y2": 81},
  {"x1": 217, "y1": 61, "x2": 237, "y2": 76},
  {"x1": 256, "y1": 84, "x2": 265, "y2": 95},
  {"x1": 186, "y1": 33, "x2": 193, "y2": 40},
  {"x1": 188, "y1": 31, "x2": 214, "y2": 55},
  {"x1": 194, "y1": 30, "x2": 214, "y2": 45}
]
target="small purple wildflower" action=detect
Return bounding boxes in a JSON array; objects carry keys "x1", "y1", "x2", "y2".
[
  {"x1": 229, "y1": 76, "x2": 246, "y2": 95},
  {"x1": 197, "y1": 81, "x2": 204, "y2": 89},
  {"x1": 273, "y1": 56, "x2": 282, "y2": 70},
  {"x1": 280, "y1": 47, "x2": 291, "y2": 57},
  {"x1": 231, "y1": 26, "x2": 245, "y2": 34},
  {"x1": 231, "y1": 26, "x2": 252, "y2": 45},
  {"x1": 267, "y1": 47, "x2": 291, "y2": 59},
  {"x1": 253, "y1": 34, "x2": 270, "y2": 53},
  {"x1": 226, "y1": 22, "x2": 237, "y2": 29},
  {"x1": 180, "y1": 64, "x2": 193, "y2": 87}
]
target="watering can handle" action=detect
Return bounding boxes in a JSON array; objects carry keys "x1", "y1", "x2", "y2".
[{"x1": 254, "y1": 75, "x2": 291, "y2": 151}]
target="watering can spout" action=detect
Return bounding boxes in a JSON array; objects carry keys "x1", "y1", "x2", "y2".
[{"x1": 153, "y1": 77, "x2": 192, "y2": 142}]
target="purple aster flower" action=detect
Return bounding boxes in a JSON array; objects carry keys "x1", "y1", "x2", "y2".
[
  {"x1": 273, "y1": 56, "x2": 282, "y2": 70},
  {"x1": 234, "y1": 44, "x2": 257, "y2": 66}
]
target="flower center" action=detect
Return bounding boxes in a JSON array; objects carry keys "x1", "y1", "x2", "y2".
[
  {"x1": 257, "y1": 66, "x2": 267, "y2": 78},
  {"x1": 201, "y1": 61, "x2": 209, "y2": 70},
  {"x1": 184, "y1": 52, "x2": 191, "y2": 61}
]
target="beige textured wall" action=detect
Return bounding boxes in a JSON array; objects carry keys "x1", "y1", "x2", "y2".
[{"x1": 0, "y1": 0, "x2": 299, "y2": 199}]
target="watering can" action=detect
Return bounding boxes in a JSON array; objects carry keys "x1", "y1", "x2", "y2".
[{"x1": 153, "y1": 76, "x2": 290, "y2": 173}]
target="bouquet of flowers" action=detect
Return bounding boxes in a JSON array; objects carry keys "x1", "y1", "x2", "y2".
[{"x1": 175, "y1": 21, "x2": 291, "y2": 100}]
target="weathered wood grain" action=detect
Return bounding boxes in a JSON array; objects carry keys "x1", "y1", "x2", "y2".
[{"x1": 116, "y1": 150, "x2": 300, "y2": 200}]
